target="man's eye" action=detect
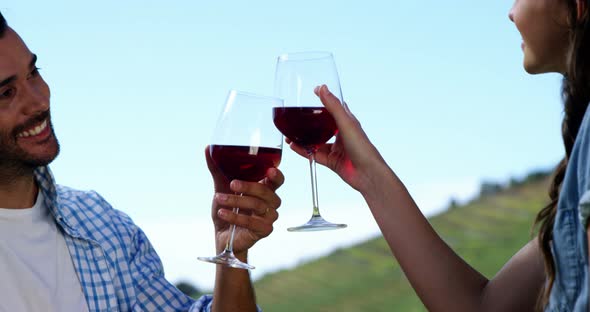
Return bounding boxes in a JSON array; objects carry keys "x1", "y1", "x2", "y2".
[
  {"x1": 28, "y1": 67, "x2": 41, "y2": 79},
  {"x1": 27, "y1": 67, "x2": 41, "y2": 80},
  {"x1": 0, "y1": 88, "x2": 15, "y2": 99}
]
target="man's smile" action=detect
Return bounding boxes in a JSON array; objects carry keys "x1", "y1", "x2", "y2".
[{"x1": 16, "y1": 118, "x2": 48, "y2": 139}]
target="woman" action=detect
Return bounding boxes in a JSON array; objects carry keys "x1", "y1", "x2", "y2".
[{"x1": 288, "y1": 0, "x2": 589, "y2": 310}]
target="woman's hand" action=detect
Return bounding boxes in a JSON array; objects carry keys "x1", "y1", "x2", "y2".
[
  {"x1": 287, "y1": 85, "x2": 387, "y2": 194},
  {"x1": 205, "y1": 146, "x2": 284, "y2": 255}
]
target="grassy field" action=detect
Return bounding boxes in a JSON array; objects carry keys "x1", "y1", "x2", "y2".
[{"x1": 252, "y1": 176, "x2": 550, "y2": 311}]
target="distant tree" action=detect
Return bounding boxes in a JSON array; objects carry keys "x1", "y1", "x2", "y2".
[
  {"x1": 508, "y1": 176, "x2": 523, "y2": 188},
  {"x1": 479, "y1": 181, "x2": 503, "y2": 197},
  {"x1": 448, "y1": 197, "x2": 460, "y2": 210},
  {"x1": 523, "y1": 169, "x2": 551, "y2": 183},
  {"x1": 175, "y1": 281, "x2": 202, "y2": 299}
]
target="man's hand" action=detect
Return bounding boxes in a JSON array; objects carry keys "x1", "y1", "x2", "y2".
[
  {"x1": 205, "y1": 145, "x2": 284, "y2": 312},
  {"x1": 205, "y1": 146, "x2": 284, "y2": 256}
]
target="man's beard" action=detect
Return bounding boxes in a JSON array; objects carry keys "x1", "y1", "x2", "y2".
[{"x1": 0, "y1": 112, "x2": 60, "y2": 175}]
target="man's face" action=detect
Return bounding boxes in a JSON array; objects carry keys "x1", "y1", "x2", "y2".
[{"x1": 0, "y1": 27, "x2": 59, "y2": 170}]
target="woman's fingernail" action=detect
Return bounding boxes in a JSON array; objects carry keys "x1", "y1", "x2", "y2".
[
  {"x1": 314, "y1": 85, "x2": 320, "y2": 93},
  {"x1": 218, "y1": 209, "x2": 229, "y2": 217}
]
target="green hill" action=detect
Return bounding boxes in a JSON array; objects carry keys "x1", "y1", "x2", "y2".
[{"x1": 252, "y1": 174, "x2": 551, "y2": 311}]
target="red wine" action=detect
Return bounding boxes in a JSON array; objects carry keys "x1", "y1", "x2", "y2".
[
  {"x1": 210, "y1": 145, "x2": 282, "y2": 182},
  {"x1": 273, "y1": 107, "x2": 337, "y2": 150}
]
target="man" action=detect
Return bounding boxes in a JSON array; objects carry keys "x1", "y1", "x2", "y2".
[{"x1": 0, "y1": 12, "x2": 283, "y2": 312}]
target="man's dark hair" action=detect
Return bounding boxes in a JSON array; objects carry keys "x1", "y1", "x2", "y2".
[{"x1": 0, "y1": 12, "x2": 6, "y2": 37}]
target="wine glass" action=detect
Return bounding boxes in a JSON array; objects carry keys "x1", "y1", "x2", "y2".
[
  {"x1": 273, "y1": 51, "x2": 347, "y2": 232},
  {"x1": 198, "y1": 90, "x2": 283, "y2": 269}
]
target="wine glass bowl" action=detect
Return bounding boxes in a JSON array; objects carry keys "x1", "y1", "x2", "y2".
[
  {"x1": 273, "y1": 51, "x2": 347, "y2": 232},
  {"x1": 210, "y1": 145, "x2": 282, "y2": 183},
  {"x1": 272, "y1": 106, "x2": 337, "y2": 153}
]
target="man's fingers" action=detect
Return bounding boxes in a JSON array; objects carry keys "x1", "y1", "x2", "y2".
[
  {"x1": 215, "y1": 190, "x2": 281, "y2": 217},
  {"x1": 262, "y1": 167, "x2": 285, "y2": 192},
  {"x1": 205, "y1": 145, "x2": 231, "y2": 192},
  {"x1": 217, "y1": 208, "x2": 275, "y2": 237},
  {"x1": 204, "y1": 145, "x2": 218, "y2": 174}
]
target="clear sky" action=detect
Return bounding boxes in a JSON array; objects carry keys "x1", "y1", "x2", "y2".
[{"x1": 1, "y1": 0, "x2": 565, "y2": 290}]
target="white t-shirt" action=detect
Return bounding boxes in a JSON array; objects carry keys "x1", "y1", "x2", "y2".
[{"x1": 0, "y1": 191, "x2": 89, "y2": 312}]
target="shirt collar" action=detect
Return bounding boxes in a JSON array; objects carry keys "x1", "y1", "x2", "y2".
[{"x1": 34, "y1": 166, "x2": 82, "y2": 238}]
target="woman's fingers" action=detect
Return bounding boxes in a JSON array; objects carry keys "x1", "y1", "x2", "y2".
[
  {"x1": 293, "y1": 142, "x2": 333, "y2": 166},
  {"x1": 287, "y1": 139, "x2": 334, "y2": 167},
  {"x1": 315, "y1": 85, "x2": 352, "y2": 126},
  {"x1": 316, "y1": 85, "x2": 371, "y2": 153},
  {"x1": 288, "y1": 141, "x2": 309, "y2": 158},
  {"x1": 316, "y1": 85, "x2": 363, "y2": 135}
]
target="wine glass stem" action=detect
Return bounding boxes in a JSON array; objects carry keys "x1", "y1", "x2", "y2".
[
  {"x1": 224, "y1": 194, "x2": 242, "y2": 253},
  {"x1": 308, "y1": 152, "x2": 322, "y2": 218}
]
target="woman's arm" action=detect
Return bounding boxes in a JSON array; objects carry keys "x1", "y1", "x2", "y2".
[
  {"x1": 293, "y1": 85, "x2": 545, "y2": 311},
  {"x1": 364, "y1": 164, "x2": 544, "y2": 311}
]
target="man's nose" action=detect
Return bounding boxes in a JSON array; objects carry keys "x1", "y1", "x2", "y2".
[
  {"x1": 508, "y1": 1, "x2": 516, "y2": 23},
  {"x1": 21, "y1": 82, "x2": 49, "y2": 116}
]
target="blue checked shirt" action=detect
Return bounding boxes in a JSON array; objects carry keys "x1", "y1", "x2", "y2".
[{"x1": 35, "y1": 166, "x2": 218, "y2": 311}]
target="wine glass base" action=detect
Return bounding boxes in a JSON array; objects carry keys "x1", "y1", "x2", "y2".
[
  {"x1": 198, "y1": 250, "x2": 255, "y2": 270},
  {"x1": 287, "y1": 216, "x2": 347, "y2": 232}
]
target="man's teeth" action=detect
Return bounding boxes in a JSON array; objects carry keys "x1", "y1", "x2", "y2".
[{"x1": 17, "y1": 120, "x2": 47, "y2": 138}]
